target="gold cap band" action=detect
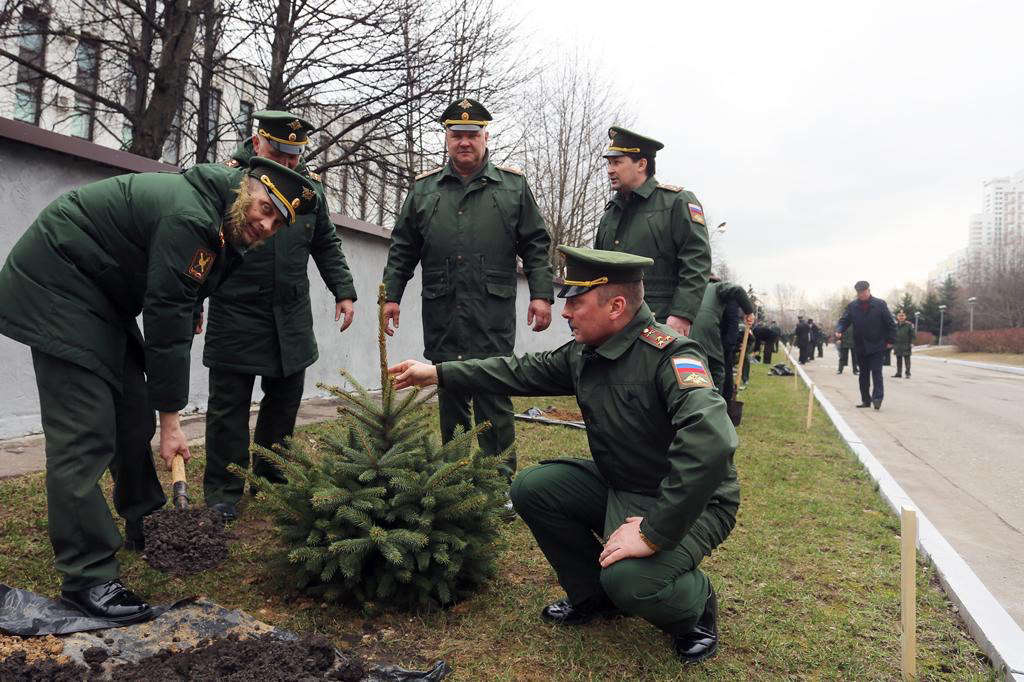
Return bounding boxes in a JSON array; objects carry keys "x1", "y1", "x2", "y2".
[
  {"x1": 607, "y1": 145, "x2": 641, "y2": 153},
  {"x1": 257, "y1": 128, "x2": 309, "y2": 147},
  {"x1": 258, "y1": 174, "x2": 296, "y2": 224},
  {"x1": 443, "y1": 119, "x2": 490, "y2": 126},
  {"x1": 560, "y1": 276, "x2": 609, "y2": 288}
]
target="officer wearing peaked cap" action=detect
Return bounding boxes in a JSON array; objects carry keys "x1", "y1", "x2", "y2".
[
  {"x1": 595, "y1": 126, "x2": 712, "y2": 338},
  {"x1": 382, "y1": 97, "x2": 554, "y2": 482},
  {"x1": 0, "y1": 155, "x2": 313, "y2": 623},
  {"x1": 201, "y1": 110, "x2": 357, "y2": 521},
  {"x1": 388, "y1": 245, "x2": 739, "y2": 666}
]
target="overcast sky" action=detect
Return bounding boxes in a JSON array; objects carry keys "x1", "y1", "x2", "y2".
[{"x1": 512, "y1": 0, "x2": 1024, "y2": 303}]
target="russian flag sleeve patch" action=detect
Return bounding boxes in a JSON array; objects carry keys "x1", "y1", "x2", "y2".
[{"x1": 672, "y1": 356, "x2": 713, "y2": 388}]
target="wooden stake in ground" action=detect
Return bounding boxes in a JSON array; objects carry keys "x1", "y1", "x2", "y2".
[
  {"x1": 901, "y1": 507, "x2": 918, "y2": 681},
  {"x1": 734, "y1": 324, "x2": 751, "y2": 399},
  {"x1": 805, "y1": 383, "x2": 814, "y2": 429}
]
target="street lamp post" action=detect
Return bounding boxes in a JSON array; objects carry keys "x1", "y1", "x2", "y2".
[
  {"x1": 967, "y1": 296, "x2": 977, "y2": 332},
  {"x1": 938, "y1": 304, "x2": 947, "y2": 345},
  {"x1": 914, "y1": 311, "x2": 920, "y2": 334}
]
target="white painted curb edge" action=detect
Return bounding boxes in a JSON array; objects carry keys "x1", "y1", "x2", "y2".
[
  {"x1": 914, "y1": 354, "x2": 1024, "y2": 376},
  {"x1": 785, "y1": 351, "x2": 1024, "y2": 681}
]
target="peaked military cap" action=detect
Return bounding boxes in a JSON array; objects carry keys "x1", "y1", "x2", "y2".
[
  {"x1": 248, "y1": 157, "x2": 318, "y2": 224},
  {"x1": 854, "y1": 280, "x2": 870, "y2": 291},
  {"x1": 556, "y1": 245, "x2": 654, "y2": 298},
  {"x1": 440, "y1": 98, "x2": 491, "y2": 131},
  {"x1": 253, "y1": 110, "x2": 315, "y2": 155},
  {"x1": 603, "y1": 126, "x2": 664, "y2": 158}
]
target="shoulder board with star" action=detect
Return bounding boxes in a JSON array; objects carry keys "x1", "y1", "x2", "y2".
[
  {"x1": 223, "y1": 158, "x2": 240, "y2": 168},
  {"x1": 415, "y1": 167, "x2": 443, "y2": 181},
  {"x1": 306, "y1": 171, "x2": 322, "y2": 182},
  {"x1": 657, "y1": 183, "x2": 684, "y2": 192},
  {"x1": 497, "y1": 165, "x2": 524, "y2": 176},
  {"x1": 639, "y1": 325, "x2": 678, "y2": 350}
]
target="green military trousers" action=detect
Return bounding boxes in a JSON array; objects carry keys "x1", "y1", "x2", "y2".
[
  {"x1": 31, "y1": 348, "x2": 166, "y2": 591},
  {"x1": 203, "y1": 368, "x2": 305, "y2": 504},
  {"x1": 511, "y1": 460, "x2": 711, "y2": 632},
  {"x1": 437, "y1": 385, "x2": 516, "y2": 479}
]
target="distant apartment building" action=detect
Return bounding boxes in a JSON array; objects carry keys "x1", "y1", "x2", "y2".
[
  {"x1": 1, "y1": 2, "x2": 404, "y2": 226},
  {"x1": 966, "y1": 170, "x2": 1024, "y2": 273}
]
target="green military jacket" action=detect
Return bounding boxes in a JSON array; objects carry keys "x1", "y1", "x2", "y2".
[
  {"x1": 594, "y1": 176, "x2": 711, "y2": 323},
  {"x1": 382, "y1": 157, "x2": 554, "y2": 362},
  {"x1": 689, "y1": 282, "x2": 754, "y2": 367},
  {"x1": 840, "y1": 324, "x2": 856, "y2": 350},
  {"x1": 202, "y1": 141, "x2": 357, "y2": 377},
  {"x1": 0, "y1": 164, "x2": 246, "y2": 412},
  {"x1": 894, "y1": 322, "x2": 916, "y2": 355},
  {"x1": 438, "y1": 303, "x2": 740, "y2": 555}
]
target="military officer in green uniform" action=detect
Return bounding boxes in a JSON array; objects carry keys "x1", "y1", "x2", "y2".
[
  {"x1": 200, "y1": 111, "x2": 357, "y2": 520},
  {"x1": 382, "y1": 98, "x2": 554, "y2": 479},
  {"x1": 390, "y1": 246, "x2": 739, "y2": 665},
  {"x1": 594, "y1": 127, "x2": 711, "y2": 336},
  {"x1": 892, "y1": 310, "x2": 916, "y2": 378},
  {"x1": 0, "y1": 158, "x2": 316, "y2": 622},
  {"x1": 837, "y1": 323, "x2": 858, "y2": 374},
  {"x1": 690, "y1": 277, "x2": 755, "y2": 392}
]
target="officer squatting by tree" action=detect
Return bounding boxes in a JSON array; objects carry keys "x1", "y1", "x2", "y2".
[
  {"x1": 390, "y1": 246, "x2": 739, "y2": 665},
  {"x1": 0, "y1": 157, "x2": 318, "y2": 623}
]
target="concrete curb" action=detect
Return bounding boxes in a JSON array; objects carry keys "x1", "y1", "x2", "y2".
[
  {"x1": 786, "y1": 350, "x2": 1024, "y2": 681},
  {"x1": 914, "y1": 354, "x2": 1024, "y2": 376}
]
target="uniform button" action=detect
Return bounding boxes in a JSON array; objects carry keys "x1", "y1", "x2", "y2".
[
  {"x1": 457, "y1": 355, "x2": 463, "y2": 360},
  {"x1": 458, "y1": 210, "x2": 464, "y2": 215},
  {"x1": 614, "y1": 240, "x2": 620, "y2": 245}
]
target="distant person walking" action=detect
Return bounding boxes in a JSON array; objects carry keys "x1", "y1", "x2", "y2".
[
  {"x1": 892, "y1": 310, "x2": 916, "y2": 378},
  {"x1": 837, "y1": 324, "x2": 858, "y2": 375},
  {"x1": 836, "y1": 281, "x2": 896, "y2": 410},
  {"x1": 795, "y1": 316, "x2": 811, "y2": 364}
]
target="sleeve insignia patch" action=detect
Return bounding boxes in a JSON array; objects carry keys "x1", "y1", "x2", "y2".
[
  {"x1": 223, "y1": 158, "x2": 239, "y2": 167},
  {"x1": 497, "y1": 165, "x2": 524, "y2": 176},
  {"x1": 640, "y1": 326, "x2": 676, "y2": 349},
  {"x1": 415, "y1": 167, "x2": 443, "y2": 180},
  {"x1": 307, "y1": 171, "x2": 321, "y2": 182},
  {"x1": 672, "y1": 356, "x2": 713, "y2": 388},
  {"x1": 186, "y1": 247, "x2": 216, "y2": 283},
  {"x1": 657, "y1": 183, "x2": 684, "y2": 192},
  {"x1": 688, "y1": 202, "x2": 706, "y2": 225}
]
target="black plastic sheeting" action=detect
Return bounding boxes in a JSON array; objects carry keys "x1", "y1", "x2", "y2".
[{"x1": 0, "y1": 584, "x2": 450, "y2": 681}]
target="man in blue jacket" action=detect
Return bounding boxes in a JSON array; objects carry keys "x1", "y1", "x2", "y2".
[{"x1": 835, "y1": 281, "x2": 896, "y2": 410}]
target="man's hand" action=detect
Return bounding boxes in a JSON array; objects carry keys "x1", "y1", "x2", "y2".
[
  {"x1": 666, "y1": 315, "x2": 692, "y2": 336},
  {"x1": 335, "y1": 299, "x2": 355, "y2": 332},
  {"x1": 744, "y1": 313, "x2": 755, "y2": 326},
  {"x1": 598, "y1": 516, "x2": 656, "y2": 568},
  {"x1": 383, "y1": 302, "x2": 400, "y2": 337},
  {"x1": 388, "y1": 359, "x2": 438, "y2": 390},
  {"x1": 527, "y1": 298, "x2": 552, "y2": 332},
  {"x1": 194, "y1": 310, "x2": 204, "y2": 335},
  {"x1": 158, "y1": 412, "x2": 191, "y2": 470}
]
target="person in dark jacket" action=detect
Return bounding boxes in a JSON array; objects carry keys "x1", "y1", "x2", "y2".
[
  {"x1": 835, "y1": 281, "x2": 896, "y2": 410},
  {"x1": 200, "y1": 111, "x2": 357, "y2": 521},
  {"x1": 0, "y1": 159, "x2": 316, "y2": 622},
  {"x1": 382, "y1": 98, "x2": 554, "y2": 480},
  {"x1": 837, "y1": 324, "x2": 858, "y2": 375},
  {"x1": 892, "y1": 310, "x2": 916, "y2": 378},
  {"x1": 765, "y1": 321, "x2": 780, "y2": 365},
  {"x1": 689, "y1": 278, "x2": 755, "y2": 399},
  {"x1": 794, "y1": 316, "x2": 811, "y2": 364}
]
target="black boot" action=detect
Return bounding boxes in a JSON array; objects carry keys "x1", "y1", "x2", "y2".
[
  {"x1": 61, "y1": 580, "x2": 154, "y2": 624},
  {"x1": 123, "y1": 519, "x2": 145, "y2": 552},
  {"x1": 209, "y1": 501, "x2": 238, "y2": 522},
  {"x1": 672, "y1": 586, "x2": 718, "y2": 664},
  {"x1": 540, "y1": 595, "x2": 618, "y2": 626},
  {"x1": 872, "y1": 398, "x2": 882, "y2": 410}
]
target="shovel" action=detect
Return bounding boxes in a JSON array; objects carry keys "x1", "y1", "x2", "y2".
[{"x1": 171, "y1": 454, "x2": 190, "y2": 510}]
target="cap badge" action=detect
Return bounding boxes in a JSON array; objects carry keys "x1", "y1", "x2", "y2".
[
  {"x1": 458, "y1": 99, "x2": 472, "y2": 109},
  {"x1": 461, "y1": 112, "x2": 470, "y2": 120},
  {"x1": 288, "y1": 132, "x2": 297, "y2": 141},
  {"x1": 288, "y1": 119, "x2": 303, "y2": 130},
  {"x1": 608, "y1": 128, "x2": 616, "y2": 139}
]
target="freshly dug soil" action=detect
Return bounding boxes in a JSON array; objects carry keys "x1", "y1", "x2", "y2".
[
  {"x1": 0, "y1": 633, "x2": 366, "y2": 681},
  {"x1": 541, "y1": 407, "x2": 583, "y2": 422},
  {"x1": 142, "y1": 508, "x2": 229, "y2": 576},
  {"x1": 0, "y1": 633, "x2": 67, "y2": 664}
]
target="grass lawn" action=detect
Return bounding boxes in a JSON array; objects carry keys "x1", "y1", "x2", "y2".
[
  {"x1": 916, "y1": 346, "x2": 1024, "y2": 367},
  {"x1": 0, "y1": 373, "x2": 996, "y2": 680}
]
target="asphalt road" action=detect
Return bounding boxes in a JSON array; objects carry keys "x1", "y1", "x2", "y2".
[{"x1": 796, "y1": 345, "x2": 1024, "y2": 628}]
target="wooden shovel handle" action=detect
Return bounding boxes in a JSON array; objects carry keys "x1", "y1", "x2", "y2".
[{"x1": 171, "y1": 454, "x2": 186, "y2": 485}]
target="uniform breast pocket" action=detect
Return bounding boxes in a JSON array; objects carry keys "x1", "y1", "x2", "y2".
[
  {"x1": 643, "y1": 210, "x2": 672, "y2": 255},
  {"x1": 484, "y1": 280, "x2": 516, "y2": 332}
]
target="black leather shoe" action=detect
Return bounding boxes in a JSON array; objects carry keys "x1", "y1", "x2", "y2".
[
  {"x1": 672, "y1": 586, "x2": 718, "y2": 664},
  {"x1": 123, "y1": 519, "x2": 144, "y2": 552},
  {"x1": 61, "y1": 580, "x2": 154, "y2": 624},
  {"x1": 891, "y1": 373, "x2": 902, "y2": 378},
  {"x1": 855, "y1": 402, "x2": 871, "y2": 408},
  {"x1": 540, "y1": 596, "x2": 618, "y2": 625},
  {"x1": 209, "y1": 501, "x2": 237, "y2": 522},
  {"x1": 836, "y1": 370, "x2": 843, "y2": 374},
  {"x1": 872, "y1": 399, "x2": 882, "y2": 410},
  {"x1": 905, "y1": 374, "x2": 911, "y2": 378}
]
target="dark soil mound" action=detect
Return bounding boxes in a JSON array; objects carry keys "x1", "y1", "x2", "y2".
[
  {"x1": 142, "y1": 508, "x2": 229, "y2": 576},
  {"x1": 0, "y1": 634, "x2": 365, "y2": 681}
]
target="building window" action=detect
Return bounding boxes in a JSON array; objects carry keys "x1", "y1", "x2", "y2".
[
  {"x1": 13, "y1": 9, "x2": 48, "y2": 124},
  {"x1": 163, "y1": 108, "x2": 182, "y2": 165},
  {"x1": 206, "y1": 88, "x2": 222, "y2": 153},
  {"x1": 234, "y1": 100, "x2": 253, "y2": 140},
  {"x1": 70, "y1": 38, "x2": 100, "y2": 140}
]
